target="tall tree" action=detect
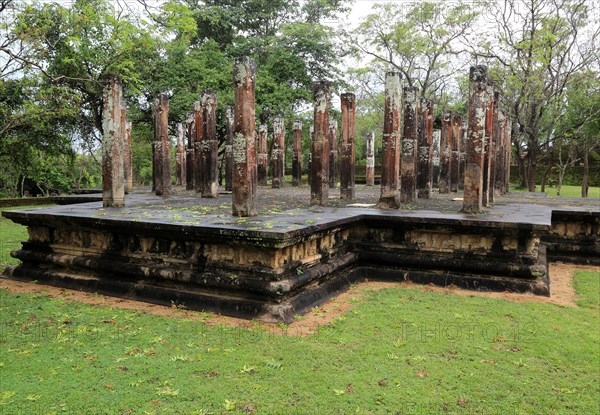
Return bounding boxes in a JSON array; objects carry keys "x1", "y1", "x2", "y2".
[{"x1": 474, "y1": 0, "x2": 600, "y2": 191}]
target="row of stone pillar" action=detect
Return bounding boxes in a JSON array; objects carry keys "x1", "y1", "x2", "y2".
[{"x1": 463, "y1": 65, "x2": 511, "y2": 213}]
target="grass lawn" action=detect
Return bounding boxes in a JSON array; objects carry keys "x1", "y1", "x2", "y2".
[
  {"x1": 510, "y1": 184, "x2": 600, "y2": 198},
  {"x1": 0, "y1": 205, "x2": 599, "y2": 414}
]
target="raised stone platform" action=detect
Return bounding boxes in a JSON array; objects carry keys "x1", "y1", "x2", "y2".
[{"x1": 2, "y1": 188, "x2": 597, "y2": 322}]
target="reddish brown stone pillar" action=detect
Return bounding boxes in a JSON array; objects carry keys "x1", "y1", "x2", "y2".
[
  {"x1": 462, "y1": 65, "x2": 488, "y2": 213},
  {"x1": 328, "y1": 120, "x2": 338, "y2": 188},
  {"x1": 198, "y1": 90, "x2": 218, "y2": 198},
  {"x1": 366, "y1": 131, "x2": 375, "y2": 186},
  {"x1": 432, "y1": 129, "x2": 441, "y2": 188},
  {"x1": 185, "y1": 116, "x2": 194, "y2": 190},
  {"x1": 292, "y1": 121, "x2": 302, "y2": 186},
  {"x1": 102, "y1": 75, "x2": 125, "y2": 207},
  {"x1": 439, "y1": 111, "x2": 452, "y2": 194},
  {"x1": 153, "y1": 92, "x2": 171, "y2": 197},
  {"x1": 232, "y1": 57, "x2": 257, "y2": 217},
  {"x1": 417, "y1": 99, "x2": 433, "y2": 199},
  {"x1": 450, "y1": 115, "x2": 462, "y2": 192},
  {"x1": 340, "y1": 92, "x2": 356, "y2": 200},
  {"x1": 257, "y1": 124, "x2": 268, "y2": 186},
  {"x1": 310, "y1": 80, "x2": 330, "y2": 205},
  {"x1": 224, "y1": 106, "x2": 234, "y2": 192},
  {"x1": 272, "y1": 115, "x2": 285, "y2": 188},
  {"x1": 308, "y1": 125, "x2": 314, "y2": 175},
  {"x1": 482, "y1": 83, "x2": 495, "y2": 207},
  {"x1": 378, "y1": 72, "x2": 402, "y2": 209},
  {"x1": 193, "y1": 100, "x2": 203, "y2": 193},
  {"x1": 459, "y1": 124, "x2": 466, "y2": 191},
  {"x1": 505, "y1": 118, "x2": 512, "y2": 194},
  {"x1": 401, "y1": 86, "x2": 418, "y2": 203},
  {"x1": 175, "y1": 122, "x2": 186, "y2": 186}
]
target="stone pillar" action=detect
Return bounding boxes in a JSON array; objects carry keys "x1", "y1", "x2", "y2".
[
  {"x1": 272, "y1": 115, "x2": 285, "y2": 188},
  {"x1": 153, "y1": 92, "x2": 171, "y2": 197},
  {"x1": 400, "y1": 86, "x2": 418, "y2": 203},
  {"x1": 328, "y1": 120, "x2": 338, "y2": 188},
  {"x1": 185, "y1": 116, "x2": 194, "y2": 190},
  {"x1": 439, "y1": 111, "x2": 452, "y2": 194},
  {"x1": 459, "y1": 123, "x2": 466, "y2": 190},
  {"x1": 378, "y1": 72, "x2": 402, "y2": 209},
  {"x1": 308, "y1": 125, "x2": 314, "y2": 175},
  {"x1": 505, "y1": 118, "x2": 512, "y2": 194},
  {"x1": 366, "y1": 131, "x2": 375, "y2": 186},
  {"x1": 340, "y1": 92, "x2": 356, "y2": 200},
  {"x1": 310, "y1": 80, "x2": 330, "y2": 206},
  {"x1": 417, "y1": 98, "x2": 433, "y2": 199},
  {"x1": 224, "y1": 106, "x2": 234, "y2": 192},
  {"x1": 175, "y1": 123, "x2": 186, "y2": 186},
  {"x1": 489, "y1": 91, "x2": 501, "y2": 203},
  {"x1": 292, "y1": 121, "x2": 302, "y2": 186},
  {"x1": 193, "y1": 100, "x2": 203, "y2": 193},
  {"x1": 121, "y1": 103, "x2": 133, "y2": 194},
  {"x1": 257, "y1": 124, "x2": 268, "y2": 185},
  {"x1": 462, "y1": 65, "x2": 488, "y2": 213},
  {"x1": 450, "y1": 115, "x2": 462, "y2": 192},
  {"x1": 232, "y1": 57, "x2": 257, "y2": 216},
  {"x1": 482, "y1": 82, "x2": 495, "y2": 207},
  {"x1": 102, "y1": 75, "x2": 125, "y2": 207},
  {"x1": 199, "y1": 90, "x2": 218, "y2": 198},
  {"x1": 432, "y1": 129, "x2": 441, "y2": 188}
]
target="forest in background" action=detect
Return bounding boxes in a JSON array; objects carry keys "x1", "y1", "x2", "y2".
[{"x1": 1, "y1": 0, "x2": 598, "y2": 197}]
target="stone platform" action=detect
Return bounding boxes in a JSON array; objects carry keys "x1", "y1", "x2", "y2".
[{"x1": 2, "y1": 187, "x2": 598, "y2": 322}]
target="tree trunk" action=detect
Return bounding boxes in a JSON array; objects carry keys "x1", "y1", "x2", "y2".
[
  {"x1": 581, "y1": 149, "x2": 589, "y2": 198},
  {"x1": 526, "y1": 152, "x2": 536, "y2": 192},
  {"x1": 540, "y1": 153, "x2": 553, "y2": 193},
  {"x1": 517, "y1": 156, "x2": 527, "y2": 188}
]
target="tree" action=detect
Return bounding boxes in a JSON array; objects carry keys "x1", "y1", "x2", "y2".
[
  {"x1": 347, "y1": 1, "x2": 477, "y2": 101},
  {"x1": 474, "y1": 0, "x2": 600, "y2": 191}
]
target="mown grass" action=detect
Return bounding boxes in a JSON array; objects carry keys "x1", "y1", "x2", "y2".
[
  {"x1": 0, "y1": 270, "x2": 598, "y2": 414},
  {"x1": 510, "y1": 184, "x2": 600, "y2": 198}
]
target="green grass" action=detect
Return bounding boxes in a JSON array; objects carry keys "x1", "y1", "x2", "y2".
[
  {"x1": 0, "y1": 271, "x2": 598, "y2": 414},
  {"x1": 510, "y1": 184, "x2": 600, "y2": 198}
]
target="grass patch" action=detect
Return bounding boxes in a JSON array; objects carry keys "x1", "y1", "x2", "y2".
[
  {"x1": 573, "y1": 270, "x2": 600, "y2": 309},
  {"x1": 0, "y1": 271, "x2": 598, "y2": 414},
  {"x1": 510, "y1": 184, "x2": 600, "y2": 198}
]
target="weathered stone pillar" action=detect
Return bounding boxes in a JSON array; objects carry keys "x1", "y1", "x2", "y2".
[
  {"x1": 232, "y1": 57, "x2": 257, "y2": 217},
  {"x1": 224, "y1": 106, "x2": 234, "y2": 192},
  {"x1": 102, "y1": 75, "x2": 125, "y2": 207},
  {"x1": 271, "y1": 115, "x2": 285, "y2": 188},
  {"x1": 193, "y1": 100, "x2": 203, "y2": 193},
  {"x1": 175, "y1": 122, "x2": 186, "y2": 186},
  {"x1": 292, "y1": 121, "x2": 302, "y2": 186},
  {"x1": 328, "y1": 120, "x2": 338, "y2": 188},
  {"x1": 121, "y1": 103, "x2": 133, "y2": 194},
  {"x1": 459, "y1": 123, "x2": 466, "y2": 190},
  {"x1": 185, "y1": 116, "x2": 194, "y2": 190},
  {"x1": 340, "y1": 92, "x2": 356, "y2": 200},
  {"x1": 198, "y1": 90, "x2": 218, "y2": 198},
  {"x1": 417, "y1": 98, "x2": 433, "y2": 199},
  {"x1": 505, "y1": 118, "x2": 512, "y2": 194},
  {"x1": 153, "y1": 92, "x2": 171, "y2": 197},
  {"x1": 462, "y1": 65, "x2": 488, "y2": 213},
  {"x1": 489, "y1": 91, "x2": 502, "y2": 203},
  {"x1": 366, "y1": 131, "x2": 375, "y2": 186},
  {"x1": 450, "y1": 115, "x2": 462, "y2": 192},
  {"x1": 378, "y1": 72, "x2": 402, "y2": 209},
  {"x1": 257, "y1": 124, "x2": 268, "y2": 186},
  {"x1": 439, "y1": 111, "x2": 452, "y2": 194},
  {"x1": 482, "y1": 82, "x2": 495, "y2": 207},
  {"x1": 310, "y1": 80, "x2": 330, "y2": 205},
  {"x1": 432, "y1": 129, "x2": 441, "y2": 188},
  {"x1": 308, "y1": 125, "x2": 314, "y2": 175},
  {"x1": 401, "y1": 86, "x2": 418, "y2": 203}
]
